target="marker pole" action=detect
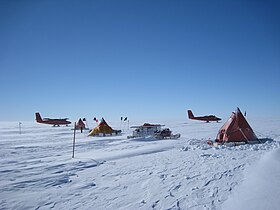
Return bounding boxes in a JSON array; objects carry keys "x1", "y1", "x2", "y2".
[
  {"x1": 19, "y1": 122, "x2": 22, "y2": 135},
  {"x1": 72, "y1": 122, "x2": 76, "y2": 158}
]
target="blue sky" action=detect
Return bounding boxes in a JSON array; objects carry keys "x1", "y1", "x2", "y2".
[{"x1": 0, "y1": 0, "x2": 279, "y2": 122}]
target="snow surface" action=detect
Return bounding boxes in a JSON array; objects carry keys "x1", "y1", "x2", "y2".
[
  {"x1": 0, "y1": 119, "x2": 279, "y2": 210},
  {"x1": 223, "y1": 148, "x2": 280, "y2": 210}
]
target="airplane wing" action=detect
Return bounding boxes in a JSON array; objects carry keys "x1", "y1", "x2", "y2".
[
  {"x1": 53, "y1": 118, "x2": 69, "y2": 121},
  {"x1": 43, "y1": 118, "x2": 69, "y2": 121}
]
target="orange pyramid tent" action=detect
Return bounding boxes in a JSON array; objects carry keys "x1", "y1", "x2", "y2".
[
  {"x1": 216, "y1": 108, "x2": 258, "y2": 143},
  {"x1": 88, "y1": 118, "x2": 115, "y2": 136}
]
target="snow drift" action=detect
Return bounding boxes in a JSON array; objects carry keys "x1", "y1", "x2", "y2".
[
  {"x1": 223, "y1": 148, "x2": 280, "y2": 210},
  {"x1": 0, "y1": 119, "x2": 279, "y2": 209}
]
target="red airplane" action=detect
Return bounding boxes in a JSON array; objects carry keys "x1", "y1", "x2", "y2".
[
  {"x1": 187, "y1": 110, "x2": 221, "y2": 123},
  {"x1": 35, "y1": 112, "x2": 71, "y2": 126}
]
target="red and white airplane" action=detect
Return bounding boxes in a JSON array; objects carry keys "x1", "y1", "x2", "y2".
[
  {"x1": 35, "y1": 112, "x2": 71, "y2": 126},
  {"x1": 187, "y1": 110, "x2": 221, "y2": 123}
]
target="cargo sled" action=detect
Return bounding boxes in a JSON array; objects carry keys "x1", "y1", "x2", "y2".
[
  {"x1": 127, "y1": 123, "x2": 180, "y2": 140},
  {"x1": 154, "y1": 128, "x2": 181, "y2": 140},
  {"x1": 127, "y1": 123, "x2": 163, "y2": 139}
]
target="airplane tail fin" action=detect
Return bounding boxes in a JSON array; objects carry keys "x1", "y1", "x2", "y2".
[
  {"x1": 187, "y1": 110, "x2": 195, "y2": 119},
  {"x1": 35, "y1": 112, "x2": 43, "y2": 122}
]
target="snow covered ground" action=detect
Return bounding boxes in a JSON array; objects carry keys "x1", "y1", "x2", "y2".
[{"x1": 0, "y1": 118, "x2": 279, "y2": 210}]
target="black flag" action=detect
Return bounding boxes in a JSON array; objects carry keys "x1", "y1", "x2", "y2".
[{"x1": 124, "y1": 117, "x2": 127, "y2": 121}]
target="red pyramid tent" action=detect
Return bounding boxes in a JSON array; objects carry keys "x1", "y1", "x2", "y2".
[
  {"x1": 75, "y1": 118, "x2": 86, "y2": 129},
  {"x1": 216, "y1": 108, "x2": 258, "y2": 143}
]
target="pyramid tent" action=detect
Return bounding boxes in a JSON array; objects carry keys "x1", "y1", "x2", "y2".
[
  {"x1": 216, "y1": 108, "x2": 258, "y2": 143},
  {"x1": 88, "y1": 118, "x2": 115, "y2": 136},
  {"x1": 75, "y1": 118, "x2": 86, "y2": 130}
]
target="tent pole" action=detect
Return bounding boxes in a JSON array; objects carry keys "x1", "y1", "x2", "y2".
[
  {"x1": 239, "y1": 128, "x2": 249, "y2": 143},
  {"x1": 120, "y1": 118, "x2": 122, "y2": 131}
]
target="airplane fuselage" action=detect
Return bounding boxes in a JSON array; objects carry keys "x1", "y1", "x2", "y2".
[
  {"x1": 35, "y1": 113, "x2": 71, "y2": 126},
  {"x1": 190, "y1": 116, "x2": 221, "y2": 122},
  {"x1": 37, "y1": 120, "x2": 71, "y2": 126},
  {"x1": 187, "y1": 110, "x2": 221, "y2": 122}
]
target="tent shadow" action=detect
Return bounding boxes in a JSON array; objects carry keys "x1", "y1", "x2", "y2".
[
  {"x1": 129, "y1": 136, "x2": 159, "y2": 142},
  {"x1": 248, "y1": 138, "x2": 274, "y2": 145}
]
